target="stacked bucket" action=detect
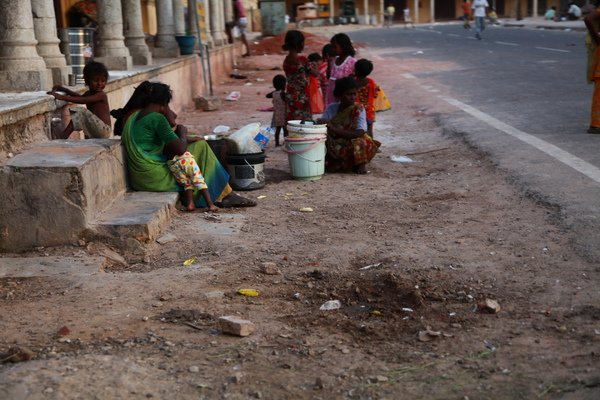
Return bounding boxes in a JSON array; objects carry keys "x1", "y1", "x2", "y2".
[{"x1": 284, "y1": 120, "x2": 327, "y2": 180}]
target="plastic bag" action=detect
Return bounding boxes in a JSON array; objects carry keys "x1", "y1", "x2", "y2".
[
  {"x1": 374, "y1": 87, "x2": 391, "y2": 112},
  {"x1": 308, "y1": 76, "x2": 324, "y2": 114},
  {"x1": 227, "y1": 123, "x2": 262, "y2": 154}
]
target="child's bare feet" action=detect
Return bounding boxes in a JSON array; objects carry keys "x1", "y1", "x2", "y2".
[
  {"x1": 182, "y1": 190, "x2": 195, "y2": 212},
  {"x1": 206, "y1": 204, "x2": 219, "y2": 212}
]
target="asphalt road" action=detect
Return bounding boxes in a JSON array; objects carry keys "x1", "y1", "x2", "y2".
[{"x1": 349, "y1": 24, "x2": 600, "y2": 261}]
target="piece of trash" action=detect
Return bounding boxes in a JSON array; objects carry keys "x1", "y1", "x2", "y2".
[
  {"x1": 213, "y1": 125, "x2": 230, "y2": 134},
  {"x1": 257, "y1": 195, "x2": 267, "y2": 199},
  {"x1": 237, "y1": 288, "x2": 260, "y2": 297},
  {"x1": 183, "y1": 256, "x2": 198, "y2": 266},
  {"x1": 0, "y1": 347, "x2": 35, "y2": 363},
  {"x1": 293, "y1": 292, "x2": 301, "y2": 300},
  {"x1": 56, "y1": 326, "x2": 70, "y2": 337},
  {"x1": 414, "y1": 51, "x2": 424, "y2": 55},
  {"x1": 230, "y1": 73, "x2": 247, "y2": 79},
  {"x1": 401, "y1": 308, "x2": 414, "y2": 313},
  {"x1": 359, "y1": 262, "x2": 382, "y2": 271},
  {"x1": 244, "y1": 82, "x2": 253, "y2": 86},
  {"x1": 225, "y1": 91, "x2": 241, "y2": 101},
  {"x1": 390, "y1": 155, "x2": 415, "y2": 163},
  {"x1": 299, "y1": 207, "x2": 313, "y2": 213},
  {"x1": 320, "y1": 300, "x2": 341, "y2": 311},
  {"x1": 371, "y1": 310, "x2": 383, "y2": 316},
  {"x1": 418, "y1": 327, "x2": 442, "y2": 342},
  {"x1": 156, "y1": 233, "x2": 177, "y2": 244},
  {"x1": 256, "y1": 78, "x2": 265, "y2": 82},
  {"x1": 478, "y1": 299, "x2": 501, "y2": 313}
]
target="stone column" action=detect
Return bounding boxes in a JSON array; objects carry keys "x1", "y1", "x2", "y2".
[
  {"x1": 173, "y1": 0, "x2": 185, "y2": 36},
  {"x1": 96, "y1": 0, "x2": 133, "y2": 70},
  {"x1": 200, "y1": 0, "x2": 213, "y2": 48},
  {"x1": 209, "y1": 0, "x2": 226, "y2": 46},
  {"x1": 329, "y1": 0, "x2": 335, "y2": 23},
  {"x1": 31, "y1": 0, "x2": 70, "y2": 85},
  {"x1": 224, "y1": 0, "x2": 233, "y2": 23},
  {"x1": 154, "y1": 0, "x2": 179, "y2": 57},
  {"x1": 0, "y1": 0, "x2": 51, "y2": 91},
  {"x1": 122, "y1": 0, "x2": 152, "y2": 65}
]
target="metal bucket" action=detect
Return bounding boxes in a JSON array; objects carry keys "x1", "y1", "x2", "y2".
[{"x1": 60, "y1": 28, "x2": 95, "y2": 84}]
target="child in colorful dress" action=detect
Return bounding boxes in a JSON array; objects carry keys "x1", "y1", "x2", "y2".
[
  {"x1": 325, "y1": 33, "x2": 357, "y2": 106},
  {"x1": 47, "y1": 61, "x2": 111, "y2": 139},
  {"x1": 320, "y1": 44, "x2": 335, "y2": 104},
  {"x1": 266, "y1": 74, "x2": 287, "y2": 146},
  {"x1": 354, "y1": 59, "x2": 380, "y2": 138},
  {"x1": 282, "y1": 30, "x2": 318, "y2": 122},
  {"x1": 307, "y1": 52, "x2": 325, "y2": 114}
]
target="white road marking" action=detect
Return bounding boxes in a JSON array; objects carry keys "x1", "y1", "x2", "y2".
[
  {"x1": 535, "y1": 46, "x2": 570, "y2": 53},
  {"x1": 441, "y1": 96, "x2": 600, "y2": 184},
  {"x1": 495, "y1": 41, "x2": 519, "y2": 46}
]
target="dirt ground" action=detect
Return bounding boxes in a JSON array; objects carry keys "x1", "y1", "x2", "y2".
[{"x1": 1, "y1": 32, "x2": 599, "y2": 399}]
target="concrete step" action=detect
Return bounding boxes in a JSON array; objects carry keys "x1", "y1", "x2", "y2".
[
  {"x1": 0, "y1": 139, "x2": 178, "y2": 252},
  {"x1": 91, "y1": 191, "x2": 178, "y2": 243}
]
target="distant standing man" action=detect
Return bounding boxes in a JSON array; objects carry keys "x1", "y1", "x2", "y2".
[
  {"x1": 472, "y1": 0, "x2": 489, "y2": 40},
  {"x1": 462, "y1": 0, "x2": 472, "y2": 29},
  {"x1": 226, "y1": 0, "x2": 250, "y2": 57},
  {"x1": 385, "y1": 4, "x2": 395, "y2": 27},
  {"x1": 584, "y1": 1, "x2": 600, "y2": 134}
]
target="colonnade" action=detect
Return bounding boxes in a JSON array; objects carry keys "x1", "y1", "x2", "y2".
[{"x1": 0, "y1": 0, "x2": 231, "y2": 91}]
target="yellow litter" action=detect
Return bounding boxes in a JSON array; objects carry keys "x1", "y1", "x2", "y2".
[
  {"x1": 371, "y1": 310, "x2": 383, "y2": 316},
  {"x1": 257, "y1": 195, "x2": 267, "y2": 199},
  {"x1": 183, "y1": 256, "x2": 198, "y2": 266},
  {"x1": 237, "y1": 288, "x2": 260, "y2": 297},
  {"x1": 299, "y1": 207, "x2": 313, "y2": 213}
]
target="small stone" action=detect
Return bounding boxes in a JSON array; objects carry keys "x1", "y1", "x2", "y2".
[
  {"x1": 78, "y1": 239, "x2": 86, "y2": 247},
  {"x1": 151, "y1": 302, "x2": 163, "y2": 308},
  {"x1": 478, "y1": 299, "x2": 501, "y2": 314},
  {"x1": 142, "y1": 316, "x2": 149, "y2": 321},
  {"x1": 156, "y1": 233, "x2": 177, "y2": 244},
  {"x1": 164, "y1": 341, "x2": 175, "y2": 347},
  {"x1": 194, "y1": 96, "x2": 221, "y2": 111},
  {"x1": 218, "y1": 316, "x2": 256, "y2": 337},
  {"x1": 43, "y1": 387, "x2": 54, "y2": 394},
  {"x1": 261, "y1": 262, "x2": 280, "y2": 275},
  {"x1": 189, "y1": 366, "x2": 200, "y2": 373}
]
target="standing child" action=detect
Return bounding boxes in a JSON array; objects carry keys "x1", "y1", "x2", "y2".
[
  {"x1": 282, "y1": 30, "x2": 318, "y2": 122},
  {"x1": 326, "y1": 33, "x2": 357, "y2": 106},
  {"x1": 354, "y1": 59, "x2": 380, "y2": 138},
  {"x1": 47, "y1": 61, "x2": 111, "y2": 139},
  {"x1": 320, "y1": 44, "x2": 335, "y2": 104},
  {"x1": 307, "y1": 52, "x2": 325, "y2": 114},
  {"x1": 266, "y1": 74, "x2": 287, "y2": 146}
]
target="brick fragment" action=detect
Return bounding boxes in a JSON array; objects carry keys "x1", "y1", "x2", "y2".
[{"x1": 218, "y1": 316, "x2": 256, "y2": 337}]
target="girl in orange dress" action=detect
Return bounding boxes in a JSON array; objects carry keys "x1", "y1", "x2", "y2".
[
  {"x1": 282, "y1": 30, "x2": 318, "y2": 122},
  {"x1": 354, "y1": 59, "x2": 380, "y2": 138}
]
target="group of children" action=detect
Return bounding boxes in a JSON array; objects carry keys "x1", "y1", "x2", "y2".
[{"x1": 268, "y1": 31, "x2": 385, "y2": 148}]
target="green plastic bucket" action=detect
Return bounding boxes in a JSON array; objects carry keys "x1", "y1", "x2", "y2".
[{"x1": 283, "y1": 134, "x2": 327, "y2": 180}]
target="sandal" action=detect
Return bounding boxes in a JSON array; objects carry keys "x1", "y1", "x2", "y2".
[{"x1": 216, "y1": 192, "x2": 257, "y2": 208}]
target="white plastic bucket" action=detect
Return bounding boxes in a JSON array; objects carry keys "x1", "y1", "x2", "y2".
[
  {"x1": 287, "y1": 120, "x2": 327, "y2": 138},
  {"x1": 284, "y1": 134, "x2": 327, "y2": 180}
]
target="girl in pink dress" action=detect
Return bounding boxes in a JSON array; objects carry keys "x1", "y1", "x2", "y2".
[{"x1": 325, "y1": 33, "x2": 357, "y2": 106}]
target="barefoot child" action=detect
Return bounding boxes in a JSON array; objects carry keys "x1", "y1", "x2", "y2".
[
  {"x1": 47, "y1": 61, "x2": 111, "y2": 139},
  {"x1": 354, "y1": 59, "x2": 380, "y2": 138},
  {"x1": 266, "y1": 74, "x2": 287, "y2": 146},
  {"x1": 307, "y1": 52, "x2": 325, "y2": 114},
  {"x1": 325, "y1": 33, "x2": 357, "y2": 106}
]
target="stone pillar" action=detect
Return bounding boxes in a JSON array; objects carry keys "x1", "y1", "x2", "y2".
[
  {"x1": 0, "y1": 0, "x2": 52, "y2": 91},
  {"x1": 31, "y1": 0, "x2": 70, "y2": 86},
  {"x1": 224, "y1": 0, "x2": 233, "y2": 23},
  {"x1": 122, "y1": 0, "x2": 152, "y2": 65},
  {"x1": 200, "y1": 0, "x2": 213, "y2": 48},
  {"x1": 154, "y1": 0, "x2": 180, "y2": 57},
  {"x1": 329, "y1": 0, "x2": 335, "y2": 23},
  {"x1": 209, "y1": 0, "x2": 226, "y2": 46},
  {"x1": 96, "y1": 0, "x2": 133, "y2": 70},
  {"x1": 173, "y1": 0, "x2": 185, "y2": 36},
  {"x1": 414, "y1": 0, "x2": 419, "y2": 24}
]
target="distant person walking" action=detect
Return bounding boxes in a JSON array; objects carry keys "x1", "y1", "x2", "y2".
[
  {"x1": 462, "y1": 0, "x2": 472, "y2": 29},
  {"x1": 384, "y1": 4, "x2": 395, "y2": 27},
  {"x1": 567, "y1": 2, "x2": 582, "y2": 20},
  {"x1": 584, "y1": 1, "x2": 600, "y2": 134},
  {"x1": 403, "y1": 6, "x2": 415, "y2": 28},
  {"x1": 472, "y1": 0, "x2": 489, "y2": 40},
  {"x1": 225, "y1": 0, "x2": 250, "y2": 57}
]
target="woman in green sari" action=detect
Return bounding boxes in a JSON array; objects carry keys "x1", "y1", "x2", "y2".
[
  {"x1": 120, "y1": 81, "x2": 255, "y2": 210},
  {"x1": 318, "y1": 77, "x2": 380, "y2": 174}
]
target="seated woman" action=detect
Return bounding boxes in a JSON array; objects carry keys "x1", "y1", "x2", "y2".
[
  {"x1": 317, "y1": 76, "x2": 380, "y2": 174},
  {"x1": 120, "y1": 81, "x2": 255, "y2": 210}
]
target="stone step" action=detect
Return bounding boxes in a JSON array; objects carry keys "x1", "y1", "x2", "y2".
[{"x1": 91, "y1": 191, "x2": 178, "y2": 244}]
